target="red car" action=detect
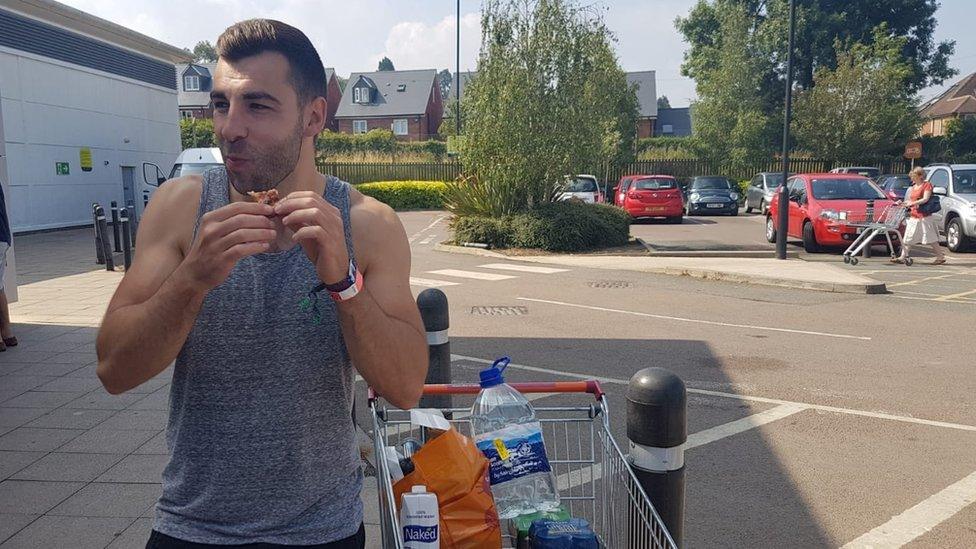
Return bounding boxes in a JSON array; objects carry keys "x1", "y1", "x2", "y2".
[
  {"x1": 621, "y1": 175, "x2": 684, "y2": 224},
  {"x1": 766, "y1": 173, "x2": 897, "y2": 252},
  {"x1": 614, "y1": 174, "x2": 647, "y2": 206}
]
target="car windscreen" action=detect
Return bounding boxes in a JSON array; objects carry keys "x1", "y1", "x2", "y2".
[
  {"x1": 565, "y1": 178, "x2": 598, "y2": 192},
  {"x1": 634, "y1": 178, "x2": 676, "y2": 190},
  {"x1": 691, "y1": 178, "x2": 731, "y2": 190},
  {"x1": 853, "y1": 168, "x2": 880, "y2": 178},
  {"x1": 169, "y1": 163, "x2": 223, "y2": 179},
  {"x1": 884, "y1": 176, "x2": 911, "y2": 191},
  {"x1": 810, "y1": 178, "x2": 886, "y2": 200},
  {"x1": 953, "y1": 170, "x2": 976, "y2": 193},
  {"x1": 764, "y1": 174, "x2": 785, "y2": 188}
]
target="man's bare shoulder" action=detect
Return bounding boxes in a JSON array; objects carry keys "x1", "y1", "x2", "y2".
[
  {"x1": 347, "y1": 187, "x2": 406, "y2": 270},
  {"x1": 143, "y1": 175, "x2": 205, "y2": 250}
]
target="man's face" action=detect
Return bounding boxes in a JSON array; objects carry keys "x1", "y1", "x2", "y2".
[{"x1": 212, "y1": 51, "x2": 304, "y2": 193}]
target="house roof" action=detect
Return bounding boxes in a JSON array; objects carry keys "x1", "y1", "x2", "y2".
[
  {"x1": 176, "y1": 62, "x2": 216, "y2": 108},
  {"x1": 1, "y1": 0, "x2": 191, "y2": 63},
  {"x1": 655, "y1": 107, "x2": 692, "y2": 136},
  {"x1": 921, "y1": 72, "x2": 976, "y2": 118},
  {"x1": 335, "y1": 69, "x2": 437, "y2": 118},
  {"x1": 325, "y1": 67, "x2": 335, "y2": 85},
  {"x1": 627, "y1": 71, "x2": 657, "y2": 119}
]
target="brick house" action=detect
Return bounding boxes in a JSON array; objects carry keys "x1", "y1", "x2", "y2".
[
  {"x1": 627, "y1": 71, "x2": 657, "y2": 139},
  {"x1": 920, "y1": 72, "x2": 976, "y2": 137},
  {"x1": 176, "y1": 63, "x2": 342, "y2": 129},
  {"x1": 335, "y1": 69, "x2": 444, "y2": 140}
]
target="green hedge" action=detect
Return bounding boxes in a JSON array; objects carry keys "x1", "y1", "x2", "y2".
[
  {"x1": 356, "y1": 181, "x2": 447, "y2": 210},
  {"x1": 453, "y1": 201, "x2": 631, "y2": 252},
  {"x1": 317, "y1": 129, "x2": 447, "y2": 160}
]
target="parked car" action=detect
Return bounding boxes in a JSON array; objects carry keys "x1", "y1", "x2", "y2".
[
  {"x1": 923, "y1": 163, "x2": 976, "y2": 252},
  {"x1": 829, "y1": 166, "x2": 881, "y2": 179},
  {"x1": 614, "y1": 174, "x2": 649, "y2": 207},
  {"x1": 874, "y1": 174, "x2": 912, "y2": 201},
  {"x1": 745, "y1": 172, "x2": 790, "y2": 214},
  {"x1": 766, "y1": 173, "x2": 895, "y2": 253},
  {"x1": 684, "y1": 176, "x2": 740, "y2": 216},
  {"x1": 621, "y1": 175, "x2": 683, "y2": 224},
  {"x1": 558, "y1": 174, "x2": 604, "y2": 204}
]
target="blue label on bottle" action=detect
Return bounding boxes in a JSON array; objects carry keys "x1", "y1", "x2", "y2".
[
  {"x1": 403, "y1": 524, "x2": 438, "y2": 543},
  {"x1": 476, "y1": 422, "x2": 553, "y2": 485}
]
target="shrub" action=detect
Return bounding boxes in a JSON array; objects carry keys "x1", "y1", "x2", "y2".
[
  {"x1": 452, "y1": 200, "x2": 631, "y2": 252},
  {"x1": 316, "y1": 130, "x2": 446, "y2": 161},
  {"x1": 356, "y1": 181, "x2": 448, "y2": 210}
]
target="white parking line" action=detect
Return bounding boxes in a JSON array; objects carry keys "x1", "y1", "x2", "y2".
[
  {"x1": 409, "y1": 277, "x2": 460, "y2": 288},
  {"x1": 450, "y1": 354, "x2": 976, "y2": 433},
  {"x1": 685, "y1": 403, "x2": 807, "y2": 449},
  {"x1": 841, "y1": 470, "x2": 976, "y2": 549},
  {"x1": 429, "y1": 269, "x2": 517, "y2": 281},
  {"x1": 478, "y1": 263, "x2": 569, "y2": 274},
  {"x1": 516, "y1": 297, "x2": 872, "y2": 341},
  {"x1": 935, "y1": 289, "x2": 976, "y2": 302},
  {"x1": 419, "y1": 236, "x2": 435, "y2": 245},
  {"x1": 408, "y1": 215, "x2": 447, "y2": 243}
]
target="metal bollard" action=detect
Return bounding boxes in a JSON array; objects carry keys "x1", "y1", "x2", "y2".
[
  {"x1": 95, "y1": 205, "x2": 115, "y2": 272},
  {"x1": 864, "y1": 199, "x2": 875, "y2": 258},
  {"x1": 110, "y1": 201, "x2": 121, "y2": 253},
  {"x1": 120, "y1": 211, "x2": 132, "y2": 270},
  {"x1": 627, "y1": 367, "x2": 686, "y2": 547},
  {"x1": 92, "y1": 203, "x2": 105, "y2": 265},
  {"x1": 126, "y1": 203, "x2": 137, "y2": 247},
  {"x1": 416, "y1": 288, "x2": 451, "y2": 415}
]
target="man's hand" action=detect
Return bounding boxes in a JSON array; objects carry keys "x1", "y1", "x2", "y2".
[
  {"x1": 275, "y1": 191, "x2": 350, "y2": 285},
  {"x1": 181, "y1": 202, "x2": 277, "y2": 290}
]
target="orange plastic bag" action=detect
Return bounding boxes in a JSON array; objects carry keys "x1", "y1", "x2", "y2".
[{"x1": 393, "y1": 428, "x2": 502, "y2": 548}]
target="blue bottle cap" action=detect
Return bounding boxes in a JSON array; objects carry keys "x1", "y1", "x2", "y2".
[{"x1": 479, "y1": 356, "x2": 510, "y2": 388}]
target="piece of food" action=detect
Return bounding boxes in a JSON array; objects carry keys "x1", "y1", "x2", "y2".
[{"x1": 247, "y1": 188, "x2": 280, "y2": 206}]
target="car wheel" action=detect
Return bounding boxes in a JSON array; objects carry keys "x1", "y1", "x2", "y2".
[
  {"x1": 760, "y1": 199, "x2": 767, "y2": 214},
  {"x1": 745, "y1": 201, "x2": 753, "y2": 214},
  {"x1": 730, "y1": 207, "x2": 739, "y2": 216},
  {"x1": 765, "y1": 216, "x2": 777, "y2": 243},
  {"x1": 946, "y1": 218, "x2": 971, "y2": 252},
  {"x1": 668, "y1": 216, "x2": 682, "y2": 224},
  {"x1": 802, "y1": 221, "x2": 821, "y2": 253}
]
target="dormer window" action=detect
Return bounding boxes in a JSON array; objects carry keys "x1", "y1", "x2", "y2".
[
  {"x1": 184, "y1": 75, "x2": 200, "y2": 91},
  {"x1": 356, "y1": 86, "x2": 371, "y2": 104},
  {"x1": 354, "y1": 88, "x2": 361, "y2": 103}
]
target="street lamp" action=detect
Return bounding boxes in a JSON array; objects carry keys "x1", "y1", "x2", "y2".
[
  {"x1": 455, "y1": 0, "x2": 461, "y2": 136},
  {"x1": 776, "y1": 0, "x2": 797, "y2": 260}
]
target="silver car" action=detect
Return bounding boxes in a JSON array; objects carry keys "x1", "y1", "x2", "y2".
[
  {"x1": 924, "y1": 163, "x2": 976, "y2": 252},
  {"x1": 744, "y1": 172, "x2": 787, "y2": 214}
]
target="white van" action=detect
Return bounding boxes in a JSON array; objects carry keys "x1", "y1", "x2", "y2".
[{"x1": 143, "y1": 148, "x2": 223, "y2": 188}]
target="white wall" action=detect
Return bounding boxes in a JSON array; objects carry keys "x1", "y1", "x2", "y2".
[
  {"x1": 0, "y1": 47, "x2": 181, "y2": 233},
  {"x1": 0, "y1": 96, "x2": 15, "y2": 302}
]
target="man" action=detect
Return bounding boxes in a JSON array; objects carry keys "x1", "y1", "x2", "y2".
[
  {"x1": 96, "y1": 19, "x2": 428, "y2": 548},
  {"x1": 0, "y1": 180, "x2": 15, "y2": 351}
]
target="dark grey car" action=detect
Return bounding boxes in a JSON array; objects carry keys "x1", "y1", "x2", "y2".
[{"x1": 685, "y1": 176, "x2": 740, "y2": 216}]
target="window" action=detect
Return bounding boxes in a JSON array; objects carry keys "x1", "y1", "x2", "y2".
[
  {"x1": 929, "y1": 169, "x2": 950, "y2": 189},
  {"x1": 184, "y1": 75, "x2": 200, "y2": 91},
  {"x1": 353, "y1": 120, "x2": 368, "y2": 134},
  {"x1": 354, "y1": 88, "x2": 361, "y2": 103},
  {"x1": 356, "y1": 87, "x2": 370, "y2": 104},
  {"x1": 392, "y1": 119, "x2": 408, "y2": 136},
  {"x1": 662, "y1": 124, "x2": 674, "y2": 134},
  {"x1": 180, "y1": 110, "x2": 193, "y2": 120}
]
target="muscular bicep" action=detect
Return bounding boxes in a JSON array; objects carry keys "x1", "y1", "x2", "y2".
[{"x1": 357, "y1": 204, "x2": 423, "y2": 333}]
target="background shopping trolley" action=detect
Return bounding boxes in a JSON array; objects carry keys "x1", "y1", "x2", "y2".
[
  {"x1": 842, "y1": 204, "x2": 910, "y2": 266},
  {"x1": 369, "y1": 381, "x2": 679, "y2": 549}
]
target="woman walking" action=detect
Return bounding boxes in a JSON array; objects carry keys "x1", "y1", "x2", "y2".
[{"x1": 895, "y1": 166, "x2": 946, "y2": 265}]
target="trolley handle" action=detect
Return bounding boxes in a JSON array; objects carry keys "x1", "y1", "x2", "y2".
[{"x1": 368, "y1": 380, "x2": 605, "y2": 403}]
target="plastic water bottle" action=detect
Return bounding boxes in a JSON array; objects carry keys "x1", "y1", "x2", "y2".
[
  {"x1": 401, "y1": 485, "x2": 439, "y2": 548},
  {"x1": 470, "y1": 357, "x2": 560, "y2": 519}
]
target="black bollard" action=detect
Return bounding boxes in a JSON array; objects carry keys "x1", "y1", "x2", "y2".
[
  {"x1": 120, "y1": 211, "x2": 132, "y2": 270},
  {"x1": 627, "y1": 367, "x2": 686, "y2": 547},
  {"x1": 95, "y1": 206, "x2": 115, "y2": 272},
  {"x1": 110, "y1": 201, "x2": 121, "y2": 253},
  {"x1": 92, "y1": 203, "x2": 105, "y2": 265},
  {"x1": 126, "y1": 203, "x2": 137, "y2": 247},
  {"x1": 416, "y1": 288, "x2": 450, "y2": 415},
  {"x1": 864, "y1": 199, "x2": 875, "y2": 258}
]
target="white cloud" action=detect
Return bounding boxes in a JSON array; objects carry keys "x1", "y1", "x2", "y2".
[{"x1": 372, "y1": 12, "x2": 482, "y2": 72}]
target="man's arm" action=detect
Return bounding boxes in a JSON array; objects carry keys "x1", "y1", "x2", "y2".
[{"x1": 337, "y1": 200, "x2": 428, "y2": 410}]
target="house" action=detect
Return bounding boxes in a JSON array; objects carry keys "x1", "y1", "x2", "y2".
[
  {"x1": 335, "y1": 69, "x2": 444, "y2": 140},
  {"x1": 920, "y1": 72, "x2": 976, "y2": 137},
  {"x1": 0, "y1": 0, "x2": 190, "y2": 297},
  {"x1": 177, "y1": 64, "x2": 342, "y2": 129},
  {"x1": 627, "y1": 71, "x2": 658, "y2": 138},
  {"x1": 655, "y1": 107, "x2": 693, "y2": 137},
  {"x1": 443, "y1": 71, "x2": 476, "y2": 117}
]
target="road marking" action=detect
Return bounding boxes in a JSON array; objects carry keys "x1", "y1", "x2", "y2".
[
  {"x1": 429, "y1": 269, "x2": 517, "y2": 281},
  {"x1": 685, "y1": 403, "x2": 808, "y2": 449},
  {"x1": 516, "y1": 297, "x2": 872, "y2": 341},
  {"x1": 419, "y1": 236, "x2": 435, "y2": 245},
  {"x1": 934, "y1": 289, "x2": 976, "y2": 302},
  {"x1": 841, "y1": 470, "x2": 976, "y2": 549},
  {"x1": 409, "y1": 277, "x2": 460, "y2": 288},
  {"x1": 891, "y1": 295, "x2": 975, "y2": 305},
  {"x1": 408, "y1": 214, "x2": 447, "y2": 243},
  {"x1": 478, "y1": 263, "x2": 569, "y2": 274},
  {"x1": 886, "y1": 274, "x2": 958, "y2": 288},
  {"x1": 450, "y1": 354, "x2": 976, "y2": 433}
]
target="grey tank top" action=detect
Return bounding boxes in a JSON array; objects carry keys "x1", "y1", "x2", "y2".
[{"x1": 154, "y1": 168, "x2": 363, "y2": 544}]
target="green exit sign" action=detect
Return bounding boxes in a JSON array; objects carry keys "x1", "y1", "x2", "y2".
[{"x1": 56, "y1": 162, "x2": 70, "y2": 175}]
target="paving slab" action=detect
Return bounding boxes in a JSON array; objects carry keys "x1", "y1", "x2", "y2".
[
  {"x1": 0, "y1": 390, "x2": 83, "y2": 409},
  {"x1": 94, "y1": 410, "x2": 168, "y2": 431},
  {"x1": 10, "y1": 452, "x2": 125, "y2": 482},
  {"x1": 106, "y1": 517, "x2": 152, "y2": 548},
  {"x1": 0, "y1": 451, "x2": 45, "y2": 480},
  {"x1": 24, "y1": 408, "x2": 115, "y2": 430},
  {"x1": 95, "y1": 454, "x2": 169, "y2": 483},
  {"x1": 0, "y1": 480, "x2": 84, "y2": 514},
  {"x1": 0, "y1": 408, "x2": 47, "y2": 429},
  {"x1": 48, "y1": 482, "x2": 161, "y2": 517},
  {"x1": 0, "y1": 427, "x2": 84, "y2": 452},
  {"x1": 0, "y1": 515, "x2": 133, "y2": 549},
  {"x1": 0, "y1": 514, "x2": 38, "y2": 545},
  {"x1": 64, "y1": 389, "x2": 143, "y2": 410},
  {"x1": 132, "y1": 431, "x2": 168, "y2": 455},
  {"x1": 57, "y1": 428, "x2": 158, "y2": 455}
]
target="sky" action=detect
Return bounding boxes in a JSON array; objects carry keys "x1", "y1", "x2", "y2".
[{"x1": 62, "y1": 0, "x2": 976, "y2": 106}]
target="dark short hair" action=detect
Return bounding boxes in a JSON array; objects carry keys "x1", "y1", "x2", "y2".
[{"x1": 216, "y1": 19, "x2": 326, "y2": 105}]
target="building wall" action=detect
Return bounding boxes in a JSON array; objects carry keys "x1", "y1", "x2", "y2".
[
  {"x1": 0, "y1": 48, "x2": 181, "y2": 232},
  {"x1": 637, "y1": 118, "x2": 655, "y2": 139},
  {"x1": 921, "y1": 115, "x2": 956, "y2": 137},
  {"x1": 325, "y1": 76, "x2": 342, "y2": 132},
  {"x1": 0, "y1": 83, "x2": 15, "y2": 301},
  {"x1": 180, "y1": 107, "x2": 213, "y2": 119},
  {"x1": 337, "y1": 116, "x2": 434, "y2": 141}
]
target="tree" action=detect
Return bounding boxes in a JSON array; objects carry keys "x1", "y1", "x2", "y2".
[
  {"x1": 945, "y1": 117, "x2": 976, "y2": 157},
  {"x1": 377, "y1": 57, "x2": 395, "y2": 71},
  {"x1": 657, "y1": 96, "x2": 671, "y2": 109},
  {"x1": 793, "y1": 31, "x2": 919, "y2": 161},
  {"x1": 447, "y1": 0, "x2": 638, "y2": 217},
  {"x1": 438, "y1": 69, "x2": 453, "y2": 100},
  {"x1": 191, "y1": 40, "x2": 217, "y2": 63},
  {"x1": 180, "y1": 118, "x2": 215, "y2": 149}
]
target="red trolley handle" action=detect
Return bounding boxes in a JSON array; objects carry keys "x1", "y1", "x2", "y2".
[{"x1": 368, "y1": 380, "x2": 604, "y2": 403}]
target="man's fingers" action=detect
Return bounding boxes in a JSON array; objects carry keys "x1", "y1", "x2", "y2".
[
  {"x1": 222, "y1": 240, "x2": 271, "y2": 262},
  {"x1": 280, "y1": 208, "x2": 328, "y2": 229},
  {"x1": 291, "y1": 225, "x2": 327, "y2": 244},
  {"x1": 206, "y1": 201, "x2": 274, "y2": 222},
  {"x1": 275, "y1": 195, "x2": 337, "y2": 217},
  {"x1": 216, "y1": 228, "x2": 277, "y2": 251},
  {"x1": 201, "y1": 214, "x2": 275, "y2": 243}
]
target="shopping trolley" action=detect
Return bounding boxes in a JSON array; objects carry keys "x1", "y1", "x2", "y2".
[
  {"x1": 841, "y1": 204, "x2": 910, "y2": 266},
  {"x1": 369, "y1": 381, "x2": 678, "y2": 549}
]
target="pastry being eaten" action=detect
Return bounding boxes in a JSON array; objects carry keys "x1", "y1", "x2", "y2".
[{"x1": 247, "y1": 188, "x2": 280, "y2": 206}]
